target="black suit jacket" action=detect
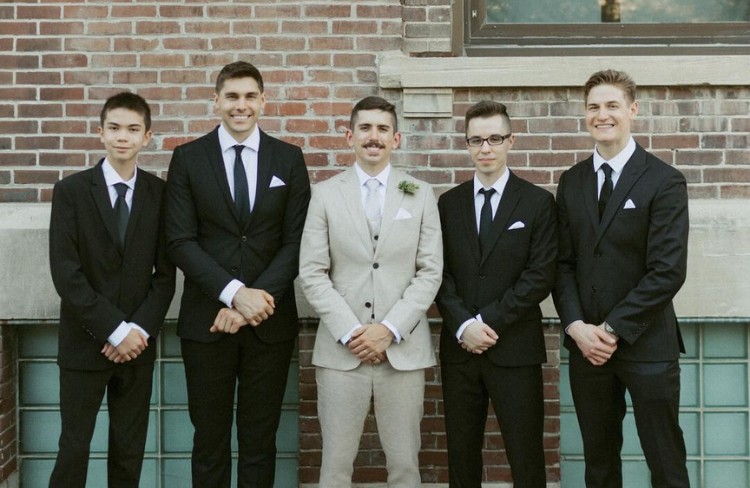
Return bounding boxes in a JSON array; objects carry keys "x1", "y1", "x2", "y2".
[
  {"x1": 436, "y1": 171, "x2": 558, "y2": 367},
  {"x1": 165, "y1": 127, "x2": 310, "y2": 343},
  {"x1": 554, "y1": 143, "x2": 689, "y2": 361},
  {"x1": 49, "y1": 161, "x2": 176, "y2": 370}
]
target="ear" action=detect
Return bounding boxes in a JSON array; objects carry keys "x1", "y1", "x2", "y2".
[
  {"x1": 392, "y1": 131, "x2": 401, "y2": 149},
  {"x1": 629, "y1": 100, "x2": 639, "y2": 118},
  {"x1": 345, "y1": 128, "x2": 354, "y2": 148}
]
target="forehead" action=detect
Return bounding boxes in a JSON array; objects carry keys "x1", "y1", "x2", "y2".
[
  {"x1": 466, "y1": 115, "x2": 509, "y2": 135},
  {"x1": 102, "y1": 107, "x2": 146, "y2": 127},
  {"x1": 353, "y1": 109, "x2": 395, "y2": 129},
  {"x1": 586, "y1": 83, "x2": 630, "y2": 105},
  {"x1": 218, "y1": 76, "x2": 262, "y2": 95}
]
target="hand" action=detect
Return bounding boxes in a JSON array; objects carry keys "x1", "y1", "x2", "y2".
[
  {"x1": 459, "y1": 321, "x2": 498, "y2": 354},
  {"x1": 348, "y1": 323, "x2": 394, "y2": 363},
  {"x1": 111, "y1": 328, "x2": 148, "y2": 363},
  {"x1": 232, "y1": 287, "x2": 275, "y2": 325},
  {"x1": 567, "y1": 320, "x2": 618, "y2": 366},
  {"x1": 101, "y1": 343, "x2": 127, "y2": 363},
  {"x1": 210, "y1": 308, "x2": 249, "y2": 334}
]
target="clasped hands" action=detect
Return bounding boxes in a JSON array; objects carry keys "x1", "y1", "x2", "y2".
[
  {"x1": 210, "y1": 287, "x2": 275, "y2": 334},
  {"x1": 101, "y1": 328, "x2": 148, "y2": 364},
  {"x1": 568, "y1": 320, "x2": 619, "y2": 366},
  {"x1": 459, "y1": 321, "x2": 498, "y2": 354},
  {"x1": 348, "y1": 323, "x2": 392, "y2": 365}
]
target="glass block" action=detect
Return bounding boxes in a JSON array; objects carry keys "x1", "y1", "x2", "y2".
[
  {"x1": 144, "y1": 411, "x2": 158, "y2": 453},
  {"x1": 275, "y1": 455, "x2": 299, "y2": 487},
  {"x1": 85, "y1": 459, "x2": 108, "y2": 487},
  {"x1": 622, "y1": 459, "x2": 650, "y2": 486},
  {"x1": 161, "y1": 362, "x2": 188, "y2": 405},
  {"x1": 18, "y1": 323, "x2": 58, "y2": 359},
  {"x1": 162, "y1": 458, "x2": 192, "y2": 487},
  {"x1": 685, "y1": 460, "x2": 700, "y2": 488},
  {"x1": 679, "y1": 363, "x2": 699, "y2": 407},
  {"x1": 162, "y1": 409, "x2": 193, "y2": 453},
  {"x1": 679, "y1": 322, "x2": 698, "y2": 359},
  {"x1": 703, "y1": 323, "x2": 747, "y2": 358},
  {"x1": 560, "y1": 412, "x2": 584, "y2": 455},
  {"x1": 20, "y1": 411, "x2": 61, "y2": 454},
  {"x1": 20, "y1": 362, "x2": 60, "y2": 406},
  {"x1": 705, "y1": 461, "x2": 750, "y2": 488},
  {"x1": 705, "y1": 412, "x2": 749, "y2": 455},
  {"x1": 559, "y1": 365, "x2": 574, "y2": 408},
  {"x1": 160, "y1": 321, "x2": 182, "y2": 358},
  {"x1": 704, "y1": 364, "x2": 748, "y2": 407},
  {"x1": 679, "y1": 412, "x2": 700, "y2": 456},
  {"x1": 560, "y1": 458, "x2": 585, "y2": 488},
  {"x1": 20, "y1": 458, "x2": 54, "y2": 487},
  {"x1": 139, "y1": 458, "x2": 158, "y2": 488},
  {"x1": 276, "y1": 410, "x2": 299, "y2": 453},
  {"x1": 282, "y1": 359, "x2": 299, "y2": 405}
]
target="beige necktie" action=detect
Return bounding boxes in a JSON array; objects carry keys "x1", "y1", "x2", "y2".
[{"x1": 364, "y1": 178, "x2": 382, "y2": 242}]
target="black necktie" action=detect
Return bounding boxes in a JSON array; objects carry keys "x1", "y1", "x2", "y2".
[
  {"x1": 113, "y1": 183, "x2": 129, "y2": 248},
  {"x1": 478, "y1": 188, "x2": 496, "y2": 254},
  {"x1": 233, "y1": 145, "x2": 250, "y2": 224},
  {"x1": 598, "y1": 163, "x2": 613, "y2": 220}
]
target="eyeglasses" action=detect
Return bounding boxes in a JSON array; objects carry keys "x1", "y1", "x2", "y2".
[{"x1": 466, "y1": 133, "x2": 512, "y2": 147}]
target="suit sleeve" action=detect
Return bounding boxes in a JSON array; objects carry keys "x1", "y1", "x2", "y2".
[
  {"x1": 553, "y1": 170, "x2": 585, "y2": 328},
  {"x1": 248, "y1": 146, "x2": 311, "y2": 300},
  {"x1": 607, "y1": 170, "x2": 689, "y2": 344},
  {"x1": 479, "y1": 191, "x2": 557, "y2": 336},
  {"x1": 299, "y1": 185, "x2": 362, "y2": 342},
  {"x1": 49, "y1": 180, "x2": 125, "y2": 343},
  {"x1": 434, "y1": 195, "x2": 474, "y2": 336},
  {"x1": 129, "y1": 188, "x2": 176, "y2": 337},
  {"x1": 382, "y1": 187, "x2": 443, "y2": 339}
]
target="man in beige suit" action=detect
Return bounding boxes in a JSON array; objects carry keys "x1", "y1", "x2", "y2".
[{"x1": 300, "y1": 96, "x2": 443, "y2": 487}]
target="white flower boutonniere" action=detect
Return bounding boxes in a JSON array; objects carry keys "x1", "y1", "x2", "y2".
[{"x1": 398, "y1": 181, "x2": 419, "y2": 195}]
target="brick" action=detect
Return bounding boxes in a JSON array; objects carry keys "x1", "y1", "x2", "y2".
[
  {"x1": 113, "y1": 70, "x2": 159, "y2": 85},
  {"x1": 90, "y1": 54, "x2": 137, "y2": 68},
  {"x1": 260, "y1": 36, "x2": 306, "y2": 51},
  {"x1": 207, "y1": 5, "x2": 254, "y2": 17},
  {"x1": 40, "y1": 87, "x2": 85, "y2": 101},
  {"x1": 64, "y1": 70, "x2": 109, "y2": 85},
  {"x1": 140, "y1": 54, "x2": 185, "y2": 67},
  {"x1": 255, "y1": 5, "x2": 301, "y2": 18},
  {"x1": 39, "y1": 21, "x2": 84, "y2": 36},
  {"x1": 285, "y1": 119, "x2": 329, "y2": 133},
  {"x1": 158, "y1": 5, "x2": 203, "y2": 17},
  {"x1": 88, "y1": 21, "x2": 133, "y2": 35},
  {"x1": 18, "y1": 104, "x2": 63, "y2": 118},
  {"x1": 14, "y1": 170, "x2": 61, "y2": 185},
  {"x1": 720, "y1": 185, "x2": 750, "y2": 198},
  {"x1": 357, "y1": 5, "x2": 402, "y2": 18},
  {"x1": 675, "y1": 150, "x2": 722, "y2": 166},
  {"x1": 17, "y1": 6, "x2": 61, "y2": 19},
  {"x1": 286, "y1": 53, "x2": 331, "y2": 67},
  {"x1": 304, "y1": 4, "x2": 352, "y2": 18},
  {"x1": 16, "y1": 37, "x2": 62, "y2": 52},
  {"x1": 42, "y1": 53, "x2": 86, "y2": 68},
  {"x1": 333, "y1": 20, "x2": 378, "y2": 35},
  {"x1": 232, "y1": 21, "x2": 279, "y2": 35},
  {"x1": 17, "y1": 71, "x2": 61, "y2": 85},
  {"x1": 114, "y1": 38, "x2": 159, "y2": 52},
  {"x1": 188, "y1": 53, "x2": 234, "y2": 67},
  {"x1": 0, "y1": 21, "x2": 35, "y2": 36},
  {"x1": 355, "y1": 37, "x2": 402, "y2": 51},
  {"x1": 281, "y1": 21, "x2": 328, "y2": 35},
  {"x1": 185, "y1": 21, "x2": 231, "y2": 35},
  {"x1": 0, "y1": 189, "x2": 37, "y2": 202},
  {"x1": 704, "y1": 168, "x2": 750, "y2": 184},
  {"x1": 136, "y1": 22, "x2": 181, "y2": 35},
  {"x1": 63, "y1": 5, "x2": 108, "y2": 19},
  {"x1": 16, "y1": 136, "x2": 60, "y2": 150},
  {"x1": 0, "y1": 87, "x2": 36, "y2": 101},
  {"x1": 0, "y1": 153, "x2": 36, "y2": 166},
  {"x1": 333, "y1": 53, "x2": 376, "y2": 68},
  {"x1": 309, "y1": 37, "x2": 354, "y2": 51},
  {"x1": 65, "y1": 37, "x2": 110, "y2": 52},
  {"x1": 210, "y1": 37, "x2": 258, "y2": 51},
  {"x1": 0, "y1": 55, "x2": 38, "y2": 70}
]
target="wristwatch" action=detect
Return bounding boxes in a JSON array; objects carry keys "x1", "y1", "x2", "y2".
[{"x1": 603, "y1": 322, "x2": 618, "y2": 337}]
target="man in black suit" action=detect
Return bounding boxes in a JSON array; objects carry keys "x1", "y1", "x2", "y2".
[
  {"x1": 165, "y1": 61, "x2": 310, "y2": 487},
  {"x1": 435, "y1": 100, "x2": 557, "y2": 488},
  {"x1": 554, "y1": 69, "x2": 690, "y2": 488},
  {"x1": 48, "y1": 92, "x2": 175, "y2": 488}
]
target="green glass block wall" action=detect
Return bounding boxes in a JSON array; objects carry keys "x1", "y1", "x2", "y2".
[
  {"x1": 560, "y1": 320, "x2": 750, "y2": 488},
  {"x1": 17, "y1": 322, "x2": 299, "y2": 488}
]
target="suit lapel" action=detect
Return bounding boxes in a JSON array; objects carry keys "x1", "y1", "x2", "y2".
[
  {"x1": 596, "y1": 146, "x2": 648, "y2": 244},
  {"x1": 456, "y1": 181, "x2": 482, "y2": 264},
  {"x1": 480, "y1": 172, "x2": 521, "y2": 264},
  {"x1": 376, "y1": 169, "x2": 406, "y2": 252},
  {"x1": 248, "y1": 130, "x2": 274, "y2": 229},
  {"x1": 204, "y1": 127, "x2": 243, "y2": 226},
  {"x1": 580, "y1": 155, "x2": 600, "y2": 231},
  {"x1": 125, "y1": 167, "x2": 150, "y2": 250},
  {"x1": 338, "y1": 167, "x2": 374, "y2": 252},
  {"x1": 90, "y1": 161, "x2": 123, "y2": 253}
]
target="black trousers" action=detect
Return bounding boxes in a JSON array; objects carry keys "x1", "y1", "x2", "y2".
[
  {"x1": 181, "y1": 328, "x2": 295, "y2": 488},
  {"x1": 442, "y1": 355, "x2": 547, "y2": 488},
  {"x1": 49, "y1": 363, "x2": 154, "y2": 488},
  {"x1": 569, "y1": 352, "x2": 690, "y2": 488}
]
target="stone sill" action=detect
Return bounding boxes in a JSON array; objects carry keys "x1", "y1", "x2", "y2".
[{"x1": 378, "y1": 51, "x2": 750, "y2": 117}]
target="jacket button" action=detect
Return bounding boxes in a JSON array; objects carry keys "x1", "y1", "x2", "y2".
[
  {"x1": 479, "y1": 274, "x2": 486, "y2": 279},
  {"x1": 241, "y1": 236, "x2": 247, "y2": 242},
  {"x1": 373, "y1": 263, "x2": 379, "y2": 269},
  {"x1": 365, "y1": 302, "x2": 371, "y2": 308},
  {"x1": 591, "y1": 286, "x2": 597, "y2": 292},
  {"x1": 231, "y1": 266, "x2": 238, "y2": 272}
]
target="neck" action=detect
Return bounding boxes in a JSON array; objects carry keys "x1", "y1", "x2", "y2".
[
  {"x1": 110, "y1": 160, "x2": 136, "y2": 181},
  {"x1": 476, "y1": 168, "x2": 505, "y2": 189},
  {"x1": 357, "y1": 161, "x2": 388, "y2": 178},
  {"x1": 596, "y1": 139, "x2": 629, "y2": 161}
]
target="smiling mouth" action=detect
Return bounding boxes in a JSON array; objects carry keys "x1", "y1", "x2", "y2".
[{"x1": 364, "y1": 142, "x2": 385, "y2": 149}]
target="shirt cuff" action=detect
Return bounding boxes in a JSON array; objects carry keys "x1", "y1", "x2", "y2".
[
  {"x1": 456, "y1": 315, "x2": 482, "y2": 342},
  {"x1": 220, "y1": 279, "x2": 245, "y2": 308},
  {"x1": 381, "y1": 319, "x2": 401, "y2": 344},
  {"x1": 129, "y1": 323, "x2": 150, "y2": 340},
  {"x1": 107, "y1": 321, "x2": 131, "y2": 347},
  {"x1": 340, "y1": 324, "x2": 362, "y2": 345}
]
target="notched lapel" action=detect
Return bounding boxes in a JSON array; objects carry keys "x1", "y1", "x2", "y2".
[
  {"x1": 596, "y1": 149, "x2": 648, "y2": 244},
  {"x1": 481, "y1": 175, "x2": 520, "y2": 263},
  {"x1": 249, "y1": 132, "x2": 274, "y2": 227},
  {"x1": 458, "y1": 183, "x2": 482, "y2": 264},
  {"x1": 376, "y1": 171, "x2": 406, "y2": 250},
  {"x1": 125, "y1": 168, "x2": 150, "y2": 250},
  {"x1": 339, "y1": 168, "x2": 373, "y2": 251},
  {"x1": 582, "y1": 158, "x2": 600, "y2": 231},
  {"x1": 205, "y1": 129, "x2": 242, "y2": 226},
  {"x1": 90, "y1": 163, "x2": 123, "y2": 253}
]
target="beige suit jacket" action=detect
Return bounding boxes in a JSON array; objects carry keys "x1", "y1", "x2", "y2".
[{"x1": 299, "y1": 166, "x2": 442, "y2": 371}]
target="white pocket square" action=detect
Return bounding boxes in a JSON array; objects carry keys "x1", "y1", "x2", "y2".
[
  {"x1": 269, "y1": 176, "x2": 286, "y2": 188},
  {"x1": 395, "y1": 208, "x2": 412, "y2": 220},
  {"x1": 508, "y1": 221, "x2": 525, "y2": 230},
  {"x1": 623, "y1": 199, "x2": 636, "y2": 209}
]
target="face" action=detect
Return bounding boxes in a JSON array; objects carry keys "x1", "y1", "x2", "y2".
[
  {"x1": 466, "y1": 115, "x2": 515, "y2": 183},
  {"x1": 347, "y1": 109, "x2": 401, "y2": 173},
  {"x1": 97, "y1": 108, "x2": 152, "y2": 168},
  {"x1": 585, "y1": 83, "x2": 638, "y2": 154},
  {"x1": 214, "y1": 76, "x2": 266, "y2": 142}
]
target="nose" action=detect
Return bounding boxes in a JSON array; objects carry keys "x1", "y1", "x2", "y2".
[{"x1": 480, "y1": 139, "x2": 492, "y2": 151}]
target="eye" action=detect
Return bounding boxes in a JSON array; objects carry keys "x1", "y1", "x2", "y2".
[
  {"x1": 466, "y1": 137, "x2": 482, "y2": 146},
  {"x1": 488, "y1": 135, "x2": 504, "y2": 144}
]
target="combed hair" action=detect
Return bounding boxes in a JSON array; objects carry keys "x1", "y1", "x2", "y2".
[
  {"x1": 215, "y1": 61, "x2": 264, "y2": 93},
  {"x1": 584, "y1": 69, "x2": 637, "y2": 103},
  {"x1": 350, "y1": 96, "x2": 398, "y2": 133},
  {"x1": 100, "y1": 92, "x2": 151, "y2": 131},
  {"x1": 465, "y1": 100, "x2": 511, "y2": 134}
]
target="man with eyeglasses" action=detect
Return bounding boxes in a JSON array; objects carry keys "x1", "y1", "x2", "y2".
[{"x1": 435, "y1": 100, "x2": 557, "y2": 487}]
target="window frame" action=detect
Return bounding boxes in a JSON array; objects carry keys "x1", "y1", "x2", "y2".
[{"x1": 459, "y1": 0, "x2": 750, "y2": 56}]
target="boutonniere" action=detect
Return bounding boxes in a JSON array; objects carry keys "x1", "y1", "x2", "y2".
[{"x1": 398, "y1": 181, "x2": 419, "y2": 195}]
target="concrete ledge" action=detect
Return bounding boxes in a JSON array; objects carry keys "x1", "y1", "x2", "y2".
[{"x1": 1, "y1": 200, "x2": 748, "y2": 320}]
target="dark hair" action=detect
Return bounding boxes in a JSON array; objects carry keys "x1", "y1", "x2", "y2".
[
  {"x1": 350, "y1": 96, "x2": 398, "y2": 133},
  {"x1": 464, "y1": 100, "x2": 511, "y2": 134},
  {"x1": 584, "y1": 69, "x2": 636, "y2": 104},
  {"x1": 100, "y1": 92, "x2": 152, "y2": 131},
  {"x1": 215, "y1": 61, "x2": 264, "y2": 94}
]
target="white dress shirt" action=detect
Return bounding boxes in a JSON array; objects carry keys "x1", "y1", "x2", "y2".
[{"x1": 593, "y1": 137, "x2": 636, "y2": 195}]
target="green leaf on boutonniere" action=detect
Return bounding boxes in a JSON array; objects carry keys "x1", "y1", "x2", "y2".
[{"x1": 398, "y1": 180, "x2": 419, "y2": 195}]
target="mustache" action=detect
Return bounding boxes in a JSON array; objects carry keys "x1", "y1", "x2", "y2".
[{"x1": 363, "y1": 141, "x2": 385, "y2": 149}]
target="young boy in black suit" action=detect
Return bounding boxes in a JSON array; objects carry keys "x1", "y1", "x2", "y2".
[{"x1": 48, "y1": 92, "x2": 175, "y2": 488}]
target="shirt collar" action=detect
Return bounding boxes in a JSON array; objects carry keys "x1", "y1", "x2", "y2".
[
  {"x1": 102, "y1": 158, "x2": 137, "y2": 189},
  {"x1": 354, "y1": 162, "x2": 391, "y2": 188},
  {"x1": 473, "y1": 167, "x2": 509, "y2": 197},
  {"x1": 593, "y1": 137, "x2": 636, "y2": 175},
  {"x1": 218, "y1": 124, "x2": 260, "y2": 154}
]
